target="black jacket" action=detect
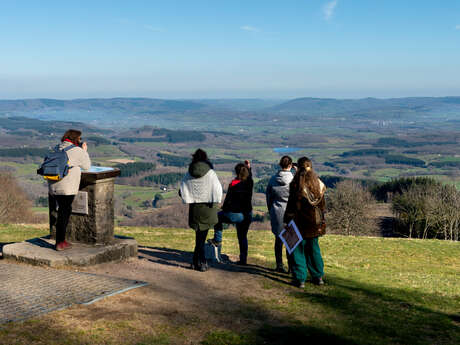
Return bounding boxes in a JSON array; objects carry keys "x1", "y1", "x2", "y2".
[{"x1": 222, "y1": 170, "x2": 253, "y2": 214}]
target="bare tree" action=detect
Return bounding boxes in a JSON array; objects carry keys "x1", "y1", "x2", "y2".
[
  {"x1": 327, "y1": 180, "x2": 378, "y2": 236},
  {"x1": 0, "y1": 173, "x2": 34, "y2": 223},
  {"x1": 433, "y1": 185, "x2": 460, "y2": 241},
  {"x1": 392, "y1": 183, "x2": 460, "y2": 241},
  {"x1": 392, "y1": 185, "x2": 429, "y2": 238}
]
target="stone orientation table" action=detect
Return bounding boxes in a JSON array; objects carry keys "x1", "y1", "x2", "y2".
[
  {"x1": 50, "y1": 167, "x2": 120, "y2": 244},
  {"x1": 3, "y1": 167, "x2": 139, "y2": 267}
]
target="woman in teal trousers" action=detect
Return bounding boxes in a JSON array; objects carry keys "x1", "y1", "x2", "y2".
[{"x1": 283, "y1": 157, "x2": 326, "y2": 288}]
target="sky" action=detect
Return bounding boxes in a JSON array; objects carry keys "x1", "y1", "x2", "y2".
[{"x1": 0, "y1": 0, "x2": 459, "y2": 99}]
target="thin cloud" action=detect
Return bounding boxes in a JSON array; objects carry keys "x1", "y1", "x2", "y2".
[
  {"x1": 240, "y1": 25, "x2": 260, "y2": 32},
  {"x1": 456, "y1": 25, "x2": 460, "y2": 30},
  {"x1": 323, "y1": 0, "x2": 338, "y2": 21}
]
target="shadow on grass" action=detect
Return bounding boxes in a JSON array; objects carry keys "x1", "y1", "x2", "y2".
[
  {"x1": 202, "y1": 324, "x2": 358, "y2": 345},
  {"x1": 138, "y1": 246, "x2": 290, "y2": 285}
]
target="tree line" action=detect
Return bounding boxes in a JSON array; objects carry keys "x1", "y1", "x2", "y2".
[
  {"x1": 0, "y1": 147, "x2": 50, "y2": 157},
  {"x1": 339, "y1": 149, "x2": 426, "y2": 167},
  {"x1": 119, "y1": 128, "x2": 206, "y2": 143},
  {"x1": 115, "y1": 162, "x2": 156, "y2": 177}
]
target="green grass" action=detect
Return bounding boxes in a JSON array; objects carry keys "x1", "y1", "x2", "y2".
[
  {"x1": 371, "y1": 168, "x2": 404, "y2": 181},
  {"x1": 31, "y1": 207, "x2": 48, "y2": 214},
  {"x1": 1, "y1": 226, "x2": 459, "y2": 345},
  {"x1": 0, "y1": 224, "x2": 48, "y2": 242},
  {"x1": 0, "y1": 162, "x2": 38, "y2": 176},
  {"x1": 114, "y1": 184, "x2": 177, "y2": 208}
]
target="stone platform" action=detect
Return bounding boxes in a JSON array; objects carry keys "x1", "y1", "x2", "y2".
[{"x1": 2, "y1": 236, "x2": 137, "y2": 267}]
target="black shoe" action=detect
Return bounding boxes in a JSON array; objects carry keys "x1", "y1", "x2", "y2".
[
  {"x1": 235, "y1": 260, "x2": 247, "y2": 266},
  {"x1": 312, "y1": 277, "x2": 325, "y2": 285},
  {"x1": 191, "y1": 263, "x2": 208, "y2": 272},
  {"x1": 275, "y1": 265, "x2": 287, "y2": 274}
]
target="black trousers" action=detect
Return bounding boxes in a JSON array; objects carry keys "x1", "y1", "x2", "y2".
[
  {"x1": 193, "y1": 230, "x2": 209, "y2": 268},
  {"x1": 275, "y1": 236, "x2": 284, "y2": 266},
  {"x1": 51, "y1": 194, "x2": 75, "y2": 244},
  {"x1": 275, "y1": 236, "x2": 292, "y2": 270},
  {"x1": 236, "y1": 213, "x2": 252, "y2": 264}
]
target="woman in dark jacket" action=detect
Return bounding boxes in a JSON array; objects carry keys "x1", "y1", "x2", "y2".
[
  {"x1": 284, "y1": 157, "x2": 326, "y2": 287},
  {"x1": 210, "y1": 160, "x2": 253, "y2": 265},
  {"x1": 180, "y1": 149, "x2": 222, "y2": 271}
]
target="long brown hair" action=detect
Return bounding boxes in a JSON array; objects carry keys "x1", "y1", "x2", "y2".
[{"x1": 291, "y1": 157, "x2": 321, "y2": 199}]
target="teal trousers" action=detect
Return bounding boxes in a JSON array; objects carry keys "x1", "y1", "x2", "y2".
[{"x1": 290, "y1": 237, "x2": 324, "y2": 283}]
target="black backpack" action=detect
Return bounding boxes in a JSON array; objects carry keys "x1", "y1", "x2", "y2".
[{"x1": 37, "y1": 145, "x2": 74, "y2": 181}]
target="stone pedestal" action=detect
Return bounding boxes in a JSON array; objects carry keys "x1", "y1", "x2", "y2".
[
  {"x1": 50, "y1": 168, "x2": 120, "y2": 245},
  {"x1": 3, "y1": 167, "x2": 139, "y2": 267}
]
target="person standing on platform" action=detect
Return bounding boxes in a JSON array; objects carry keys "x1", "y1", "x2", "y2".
[
  {"x1": 180, "y1": 149, "x2": 222, "y2": 272},
  {"x1": 48, "y1": 130, "x2": 91, "y2": 251},
  {"x1": 284, "y1": 157, "x2": 326, "y2": 288},
  {"x1": 266, "y1": 155, "x2": 296, "y2": 273}
]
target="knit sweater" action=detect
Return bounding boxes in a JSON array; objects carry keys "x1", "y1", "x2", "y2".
[{"x1": 180, "y1": 166, "x2": 222, "y2": 204}]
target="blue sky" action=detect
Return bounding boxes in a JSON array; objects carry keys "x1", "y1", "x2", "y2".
[{"x1": 0, "y1": 0, "x2": 459, "y2": 99}]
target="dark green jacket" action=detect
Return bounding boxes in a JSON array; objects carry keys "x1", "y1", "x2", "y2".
[{"x1": 187, "y1": 161, "x2": 220, "y2": 231}]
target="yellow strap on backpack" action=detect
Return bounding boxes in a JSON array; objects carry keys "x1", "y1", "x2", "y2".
[{"x1": 43, "y1": 175, "x2": 60, "y2": 181}]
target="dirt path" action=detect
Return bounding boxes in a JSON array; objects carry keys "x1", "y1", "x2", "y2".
[{"x1": 74, "y1": 246, "x2": 293, "y2": 344}]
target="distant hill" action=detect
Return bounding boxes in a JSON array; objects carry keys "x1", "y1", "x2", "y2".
[
  {"x1": 0, "y1": 98, "x2": 206, "y2": 114},
  {"x1": 1, "y1": 96, "x2": 460, "y2": 129},
  {"x1": 270, "y1": 96, "x2": 460, "y2": 118},
  {"x1": 0, "y1": 116, "x2": 103, "y2": 136},
  {"x1": 196, "y1": 98, "x2": 284, "y2": 111}
]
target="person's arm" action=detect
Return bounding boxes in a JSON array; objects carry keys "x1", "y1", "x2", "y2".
[
  {"x1": 213, "y1": 171, "x2": 223, "y2": 203},
  {"x1": 79, "y1": 144, "x2": 91, "y2": 170},
  {"x1": 266, "y1": 179, "x2": 273, "y2": 210},
  {"x1": 245, "y1": 161, "x2": 254, "y2": 189}
]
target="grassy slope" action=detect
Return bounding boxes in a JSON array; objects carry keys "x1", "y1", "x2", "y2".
[{"x1": 0, "y1": 224, "x2": 459, "y2": 345}]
